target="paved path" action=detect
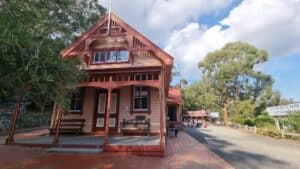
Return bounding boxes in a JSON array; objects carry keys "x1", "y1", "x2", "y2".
[
  {"x1": 186, "y1": 125, "x2": 300, "y2": 169},
  {"x1": 0, "y1": 131, "x2": 233, "y2": 169},
  {"x1": 166, "y1": 132, "x2": 233, "y2": 169}
]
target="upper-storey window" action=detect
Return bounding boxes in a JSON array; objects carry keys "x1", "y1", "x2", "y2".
[{"x1": 93, "y1": 50, "x2": 128, "y2": 63}]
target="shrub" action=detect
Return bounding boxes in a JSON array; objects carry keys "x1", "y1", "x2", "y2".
[
  {"x1": 244, "y1": 118, "x2": 255, "y2": 126},
  {"x1": 255, "y1": 112, "x2": 275, "y2": 128},
  {"x1": 230, "y1": 100, "x2": 256, "y2": 125},
  {"x1": 257, "y1": 126, "x2": 282, "y2": 139},
  {"x1": 280, "y1": 111, "x2": 300, "y2": 133}
]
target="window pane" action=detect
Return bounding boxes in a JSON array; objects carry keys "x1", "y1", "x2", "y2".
[
  {"x1": 93, "y1": 52, "x2": 100, "y2": 63},
  {"x1": 94, "y1": 52, "x2": 105, "y2": 63},
  {"x1": 117, "y1": 50, "x2": 128, "y2": 62},
  {"x1": 70, "y1": 88, "x2": 83, "y2": 112},
  {"x1": 133, "y1": 86, "x2": 149, "y2": 111},
  {"x1": 141, "y1": 97, "x2": 148, "y2": 109},
  {"x1": 106, "y1": 51, "x2": 116, "y2": 62},
  {"x1": 134, "y1": 98, "x2": 141, "y2": 109},
  {"x1": 134, "y1": 87, "x2": 140, "y2": 96},
  {"x1": 100, "y1": 52, "x2": 105, "y2": 62}
]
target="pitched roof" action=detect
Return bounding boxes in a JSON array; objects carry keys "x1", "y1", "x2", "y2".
[
  {"x1": 167, "y1": 87, "x2": 183, "y2": 105},
  {"x1": 60, "y1": 13, "x2": 173, "y2": 66}
]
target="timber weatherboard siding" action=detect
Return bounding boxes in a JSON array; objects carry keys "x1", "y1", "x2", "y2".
[{"x1": 53, "y1": 87, "x2": 162, "y2": 133}]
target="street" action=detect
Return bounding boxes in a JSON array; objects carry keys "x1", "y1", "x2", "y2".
[{"x1": 185, "y1": 125, "x2": 300, "y2": 169}]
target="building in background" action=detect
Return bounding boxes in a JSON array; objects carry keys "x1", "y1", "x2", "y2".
[{"x1": 267, "y1": 102, "x2": 300, "y2": 117}]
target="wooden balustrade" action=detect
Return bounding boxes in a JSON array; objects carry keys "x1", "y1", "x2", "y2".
[
  {"x1": 77, "y1": 72, "x2": 161, "y2": 89},
  {"x1": 84, "y1": 72, "x2": 160, "y2": 83}
]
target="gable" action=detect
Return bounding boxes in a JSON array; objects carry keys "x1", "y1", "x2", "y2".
[{"x1": 61, "y1": 13, "x2": 173, "y2": 66}]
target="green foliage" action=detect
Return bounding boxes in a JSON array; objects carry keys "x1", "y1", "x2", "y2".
[
  {"x1": 182, "y1": 81, "x2": 219, "y2": 112},
  {"x1": 255, "y1": 86, "x2": 281, "y2": 116},
  {"x1": 229, "y1": 100, "x2": 255, "y2": 125},
  {"x1": 257, "y1": 127, "x2": 282, "y2": 139},
  {"x1": 0, "y1": 0, "x2": 105, "y2": 110},
  {"x1": 279, "y1": 98, "x2": 294, "y2": 105},
  {"x1": 254, "y1": 112, "x2": 276, "y2": 128},
  {"x1": 197, "y1": 41, "x2": 273, "y2": 123},
  {"x1": 280, "y1": 111, "x2": 300, "y2": 133}
]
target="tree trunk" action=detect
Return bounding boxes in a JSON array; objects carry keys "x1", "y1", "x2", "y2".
[
  {"x1": 6, "y1": 96, "x2": 23, "y2": 144},
  {"x1": 223, "y1": 99, "x2": 229, "y2": 125}
]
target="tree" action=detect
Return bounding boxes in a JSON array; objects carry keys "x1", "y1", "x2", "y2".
[
  {"x1": 279, "y1": 98, "x2": 294, "y2": 105},
  {"x1": 176, "y1": 79, "x2": 188, "y2": 88},
  {"x1": 0, "y1": 0, "x2": 106, "y2": 142},
  {"x1": 182, "y1": 80, "x2": 218, "y2": 112},
  {"x1": 255, "y1": 86, "x2": 281, "y2": 116},
  {"x1": 0, "y1": 0, "x2": 106, "y2": 109},
  {"x1": 229, "y1": 100, "x2": 255, "y2": 125},
  {"x1": 198, "y1": 42, "x2": 273, "y2": 124}
]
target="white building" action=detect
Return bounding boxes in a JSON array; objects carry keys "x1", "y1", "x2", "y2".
[{"x1": 267, "y1": 102, "x2": 300, "y2": 116}]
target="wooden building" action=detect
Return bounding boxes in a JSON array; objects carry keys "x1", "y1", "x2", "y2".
[
  {"x1": 167, "y1": 87, "x2": 183, "y2": 122},
  {"x1": 3, "y1": 13, "x2": 175, "y2": 155}
]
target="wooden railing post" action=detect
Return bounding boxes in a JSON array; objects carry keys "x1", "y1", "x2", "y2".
[
  {"x1": 104, "y1": 88, "x2": 112, "y2": 145},
  {"x1": 52, "y1": 106, "x2": 63, "y2": 144},
  {"x1": 6, "y1": 96, "x2": 23, "y2": 144},
  {"x1": 159, "y1": 69, "x2": 165, "y2": 146}
]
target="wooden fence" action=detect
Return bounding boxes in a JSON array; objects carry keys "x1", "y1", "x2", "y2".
[{"x1": 229, "y1": 122, "x2": 300, "y2": 139}]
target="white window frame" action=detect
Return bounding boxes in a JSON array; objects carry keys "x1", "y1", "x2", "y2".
[
  {"x1": 133, "y1": 86, "x2": 149, "y2": 112},
  {"x1": 93, "y1": 50, "x2": 129, "y2": 63}
]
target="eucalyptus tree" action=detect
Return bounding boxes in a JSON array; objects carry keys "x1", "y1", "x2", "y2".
[
  {"x1": 198, "y1": 42, "x2": 273, "y2": 124},
  {"x1": 0, "y1": 0, "x2": 105, "y2": 109},
  {"x1": 182, "y1": 80, "x2": 218, "y2": 112},
  {"x1": 0, "y1": 0, "x2": 106, "y2": 143}
]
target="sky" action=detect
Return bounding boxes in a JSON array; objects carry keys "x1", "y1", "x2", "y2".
[{"x1": 98, "y1": 0, "x2": 300, "y2": 101}]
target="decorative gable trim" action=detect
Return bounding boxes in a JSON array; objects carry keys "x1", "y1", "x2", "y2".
[{"x1": 60, "y1": 13, "x2": 173, "y2": 66}]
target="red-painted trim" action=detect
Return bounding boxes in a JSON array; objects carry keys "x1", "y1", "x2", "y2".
[
  {"x1": 87, "y1": 66, "x2": 162, "y2": 74},
  {"x1": 10, "y1": 143, "x2": 165, "y2": 156}
]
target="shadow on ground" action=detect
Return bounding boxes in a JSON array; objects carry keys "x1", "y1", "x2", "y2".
[{"x1": 185, "y1": 127, "x2": 290, "y2": 169}]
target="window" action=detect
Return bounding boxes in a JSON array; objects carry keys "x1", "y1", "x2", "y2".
[
  {"x1": 93, "y1": 50, "x2": 128, "y2": 63},
  {"x1": 133, "y1": 86, "x2": 149, "y2": 112},
  {"x1": 70, "y1": 88, "x2": 84, "y2": 114}
]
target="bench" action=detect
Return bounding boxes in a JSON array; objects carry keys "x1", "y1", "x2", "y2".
[
  {"x1": 50, "y1": 119, "x2": 85, "y2": 135},
  {"x1": 120, "y1": 117, "x2": 150, "y2": 136}
]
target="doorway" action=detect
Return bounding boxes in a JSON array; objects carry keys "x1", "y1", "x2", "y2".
[
  {"x1": 168, "y1": 105, "x2": 177, "y2": 122},
  {"x1": 93, "y1": 90, "x2": 119, "y2": 133}
]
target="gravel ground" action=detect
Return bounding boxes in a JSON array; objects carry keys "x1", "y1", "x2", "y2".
[{"x1": 185, "y1": 125, "x2": 300, "y2": 169}]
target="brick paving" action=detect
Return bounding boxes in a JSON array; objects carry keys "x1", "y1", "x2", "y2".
[
  {"x1": 166, "y1": 132, "x2": 234, "y2": 169},
  {"x1": 0, "y1": 130, "x2": 234, "y2": 169}
]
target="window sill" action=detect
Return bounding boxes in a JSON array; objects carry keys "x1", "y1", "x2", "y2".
[
  {"x1": 90, "y1": 61, "x2": 130, "y2": 65},
  {"x1": 131, "y1": 110, "x2": 151, "y2": 114}
]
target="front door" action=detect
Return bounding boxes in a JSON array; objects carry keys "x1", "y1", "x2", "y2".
[{"x1": 94, "y1": 90, "x2": 119, "y2": 133}]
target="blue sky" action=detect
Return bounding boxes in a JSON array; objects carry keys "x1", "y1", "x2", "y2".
[{"x1": 100, "y1": 0, "x2": 300, "y2": 101}]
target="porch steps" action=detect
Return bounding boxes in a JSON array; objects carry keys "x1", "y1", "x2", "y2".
[{"x1": 47, "y1": 147, "x2": 103, "y2": 153}]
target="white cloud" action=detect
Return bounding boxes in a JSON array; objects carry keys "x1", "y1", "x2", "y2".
[
  {"x1": 165, "y1": 0, "x2": 300, "y2": 81},
  {"x1": 99, "y1": 0, "x2": 233, "y2": 44}
]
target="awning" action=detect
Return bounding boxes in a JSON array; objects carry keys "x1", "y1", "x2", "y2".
[{"x1": 185, "y1": 110, "x2": 208, "y2": 117}]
